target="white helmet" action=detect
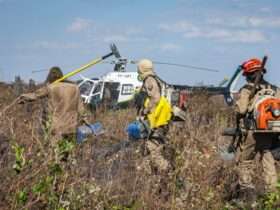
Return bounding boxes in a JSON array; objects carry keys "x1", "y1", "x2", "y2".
[{"x1": 137, "y1": 59, "x2": 155, "y2": 80}]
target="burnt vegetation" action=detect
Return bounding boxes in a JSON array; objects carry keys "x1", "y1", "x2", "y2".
[{"x1": 0, "y1": 82, "x2": 280, "y2": 210}]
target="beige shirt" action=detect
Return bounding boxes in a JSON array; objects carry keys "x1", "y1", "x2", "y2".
[
  {"x1": 143, "y1": 76, "x2": 161, "y2": 113},
  {"x1": 22, "y1": 82, "x2": 85, "y2": 136},
  {"x1": 235, "y1": 81, "x2": 280, "y2": 115}
]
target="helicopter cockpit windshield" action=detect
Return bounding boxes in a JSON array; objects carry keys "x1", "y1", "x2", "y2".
[
  {"x1": 79, "y1": 80, "x2": 94, "y2": 96},
  {"x1": 78, "y1": 78, "x2": 104, "y2": 104}
]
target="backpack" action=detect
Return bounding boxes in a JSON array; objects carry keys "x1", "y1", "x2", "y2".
[
  {"x1": 135, "y1": 75, "x2": 163, "y2": 114},
  {"x1": 253, "y1": 97, "x2": 280, "y2": 130},
  {"x1": 143, "y1": 75, "x2": 163, "y2": 95},
  {"x1": 247, "y1": 81, "x2": 280, "y2": 130}
]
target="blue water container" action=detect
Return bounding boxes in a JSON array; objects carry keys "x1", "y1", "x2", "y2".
[
  {"x1": 76, "y1": 122, "x2": 104, "y2": 144},
  {"x1": 126, "y1": 120, "x2": 149, "y2": 140},
  {"x1": 127, "y1": 121, "x2": 142, "y2": 140},
  {"x1": 89, "y1": 122, "x2": 103, "y2": 136}
]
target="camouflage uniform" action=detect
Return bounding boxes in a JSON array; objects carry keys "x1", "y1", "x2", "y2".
[
  {"x1": 141, "y1": 76, "x2": 170, "y2": 172},
  {"x1": 235, "y1": 80, "x2": 280, "y2": 192},
  {"x1": 137, "y1": 59, "x2": 170, "y2": 172},
  {"x1": 142, "y1": 76, "x2": 161, "y2": 115},
  {"x1": 21, "y1": 82, "x2": 86, "y2": 140}
]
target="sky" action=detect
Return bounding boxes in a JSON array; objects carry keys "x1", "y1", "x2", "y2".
[{"x1": 0, "y1": 0, "x2": 279, "y2": 87}]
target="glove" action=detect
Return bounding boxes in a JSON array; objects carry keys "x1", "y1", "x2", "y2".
[
  {"x1": 142, "y1": 108, "x2": 150, "y2": 115},
  {"x1": 18, "y1": 95, "x2": 28, "y2": 104},
  {"x1": 18, "y1": 94, "x2": 36, "y2": 104},
  {"x1": 136, "y1": 116, "x2": 145, "y2": 121},
  {"x1": 80, "y1": 118, "x2": 90, "y2": 125}
]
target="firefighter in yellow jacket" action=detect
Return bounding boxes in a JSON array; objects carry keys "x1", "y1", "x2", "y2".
[{"x1": 137, "y1": 59, "x2": 172, "y2": 172}]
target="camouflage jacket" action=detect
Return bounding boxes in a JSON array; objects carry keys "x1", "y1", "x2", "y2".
[
  {"x1": 235, "y1": 80, "x2": 280, "y2": 115},
  {"x1": 142, "y1": 75, "x2": 161, "y2": 114}
]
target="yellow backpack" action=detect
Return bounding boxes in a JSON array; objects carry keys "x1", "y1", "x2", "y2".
[{"x1": 144, "y1": 96, "x2": 172, "y2": 129}]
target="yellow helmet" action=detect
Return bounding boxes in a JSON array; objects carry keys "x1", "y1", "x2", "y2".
[{"x1": 137, "y1": 59, "x2": 155, "y2": 80}]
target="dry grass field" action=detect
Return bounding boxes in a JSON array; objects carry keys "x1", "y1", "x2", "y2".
[{"x1": 0, "y1": 82, "x2": 279, "y2": 210}]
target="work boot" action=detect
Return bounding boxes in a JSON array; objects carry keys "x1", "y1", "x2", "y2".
[
  {"x1": 237, "y1": 160, "x2": 254, "y2": 190},
  {"x1": 232, "y1": 187, "x2": 257, "y2": 208}
]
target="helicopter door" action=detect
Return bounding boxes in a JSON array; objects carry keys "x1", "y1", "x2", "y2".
[
  {"x1": 79, "y1": 80, "x2": 96, "y2": 103},
  {"x1": 102, "y1": 82, "x2": 120, "y2": 105},
  {"x1": 88, "y1": 81, "x2": 103, "y2": 105}
]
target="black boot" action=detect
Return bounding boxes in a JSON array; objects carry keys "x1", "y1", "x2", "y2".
[{"x1": 232, "y1": 187, "x2": 257, "y2": 208}]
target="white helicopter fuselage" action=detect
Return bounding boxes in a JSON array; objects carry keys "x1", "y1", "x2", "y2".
[{"x1": 79, "y1": 71, "x2": 142, "y2": 105}]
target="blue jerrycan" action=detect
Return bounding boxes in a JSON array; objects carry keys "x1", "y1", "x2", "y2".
[{"x1": 77, "y1": 122, "x2": 103, "y2": 143}]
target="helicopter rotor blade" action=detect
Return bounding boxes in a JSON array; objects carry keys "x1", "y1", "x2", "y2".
[
  {"x1": 102, "y1": 61, "x2": 116, "y2": 64},
  {"x1": 152, "y1": 61, "x2": 220, "y2": 72},
  {"x1": 32, "y1": 69, "x2": 49, "y2": 73},
  {"x1": 129, "y1": 60, "x2": 137, "y2": 64}
]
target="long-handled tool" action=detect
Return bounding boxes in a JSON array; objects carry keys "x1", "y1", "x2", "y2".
[
  {"x1": 53, "y1": 43, "x2": 120, "y2": 84},
  {"x1": 0, "y1": 44, "x2": 120, "y2": 116},
  {"x1": 249, "y1": 55, "x2": 268, "y2": 100}
]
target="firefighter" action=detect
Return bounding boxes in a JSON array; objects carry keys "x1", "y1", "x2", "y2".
[
  {"x1": 137, "y1": 59, "x2": 172, "y2": 172},
  {"x1": 235, "y1": 58, "x2": 280, "y2": 199},
  {"x1": 19, "y1": 67, "x2": 87, "y2": 140}
]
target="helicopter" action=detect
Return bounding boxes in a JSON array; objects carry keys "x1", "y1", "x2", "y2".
[
  {"x1": 77, "y1": 44, "x2": 242, "y2": 110},
  {"x1": 78, "y1": 71, "x2": 142, "y2": 109},
  {"x1": 31, "y1": 43, "x2": 242, "y2": 110}
]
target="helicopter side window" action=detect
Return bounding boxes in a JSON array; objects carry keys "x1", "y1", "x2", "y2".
[
  {"x1": 102, "y1": 82, "x2": 120, "y2": 102},
  {"x1": 92, "y1": 82, "x2": 103, "y2": 94},
  {"x1": 121, "y1": 84, "x2": 134, "y2": 95},
  {"x1": 79, "y1": 81, "x2": 94, "y2": 96}
]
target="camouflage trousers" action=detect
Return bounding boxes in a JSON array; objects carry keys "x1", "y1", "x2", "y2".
[
  {"x1": 236, "y1": 131, "x2": 278, "y2": 192},
  {"x1": 145, "y1": 125, "x2": 170, "y2": 173},
  {"x1": 145, "y1": 141, "x2": 169, "y2": 172}
]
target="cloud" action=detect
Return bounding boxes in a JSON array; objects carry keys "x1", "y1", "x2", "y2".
[
  {"x1": 124, "y1": 27, "x2": 143, "y2": 35},
  {"x1": 184, "y1": 28, "x2": 267, "y2": 43},
  {"x1": 207, "y1": 16, "x2": 280, "y2": 28},
  {"x1": 159, "y1": 21, "x2": 198, "y2": 33},
  {"x1": 67, "y1": 17, "x2": 93, "y2": 33},
  {"x1": 206, "y1": 18, "x2": 224, "y2": 25},
  {"x1": 260, "y1": 7, "x2": 272, "y2": 13},
  {"x1": 102, "y1": 27, "x2": 148, "y2": 42},
  {"x1": 159, "y1": 43, "x2": 182, "y2": 52},
  {"x1": 248, "y1": 17, "x2": 280, "y2": 28},
  {"x1": 224, "y1": 30, "x2": 267, "y2": 43},
  {"x1": 67, "y1": 23, "x2": 148, "y2": 43},
  {"x1": 33, "y1": 41, "x2": 81, "y2": 49},
  {"x1": 184, "y1": 29, "x2": 229, "y2": 39},
  {"x1": 160, "y1": 19, "x2": 268, "y2": 43}
]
